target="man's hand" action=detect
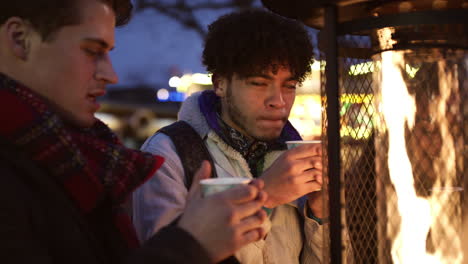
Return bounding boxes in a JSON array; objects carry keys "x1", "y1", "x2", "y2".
[
  {"x1": 178, "y1": 161, "x2": 268, "y2": 263},
  {"x1": 260, "y1": 143, "x2": 322, "y2": 208}
]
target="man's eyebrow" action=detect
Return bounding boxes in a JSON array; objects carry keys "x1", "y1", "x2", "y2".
[
  {"x1": 246, "y1": 74, "x2": 298, "y2": 81},
  {"x1": 246, "y1": 74, "x2": 273, "y2": 80},
  {"x1": 83, "y1": 38, "x2": 115, "y2": 51}
]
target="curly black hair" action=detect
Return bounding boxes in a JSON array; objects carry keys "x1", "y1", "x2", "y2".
[
  {"x1": 202, "y1": 9, "x2": 314, "y2": 83},
  {"x1": 0, "y1": 0, "x2": 132, "y2": 41}
]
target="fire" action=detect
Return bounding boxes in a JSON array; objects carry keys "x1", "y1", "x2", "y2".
[
  {"x1": 380, "y1": 49, "x2": 435, "y2": 263},
  {"x1": 376, "y1": 28, "x2": 463, "y2": 263}
]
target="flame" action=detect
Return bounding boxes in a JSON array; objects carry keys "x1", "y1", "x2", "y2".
[
  {"x1": 378, "y1": 32, "x2": 463, "y2": 262},
  {"x1": 380, "y1": 50, "x2": 435, "y2": 263},
  {"x1": 428, "y1": 54, "x2": 463, "y2": 263}
]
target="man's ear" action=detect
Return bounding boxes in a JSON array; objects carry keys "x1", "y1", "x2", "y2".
[
  {"x1": 212, "y1": 74, "x2": 227, "y2": 97},
  {"x1": 2, "y1": 17, "x2": 33, "y2": 60}
]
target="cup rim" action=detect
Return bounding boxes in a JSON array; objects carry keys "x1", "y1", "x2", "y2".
[
  {"x1": 285, "y1": 140, "x2": 321, "y2": 144},
  {"x1": 200, "y1": 177, "x2": 251, "y2": 185}
]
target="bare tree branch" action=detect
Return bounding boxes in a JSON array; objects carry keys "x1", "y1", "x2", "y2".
[
  {"x1": 136, "y1": 0, "x2": 206, "y2": 37},
  {"x1": 134, "y1": 0, "x2": 257, "y2": 38}
]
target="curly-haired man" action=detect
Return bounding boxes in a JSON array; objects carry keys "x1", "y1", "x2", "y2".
[
  {"x1": 0, "y1": 1, "x2": 268, "y2": 263},
  {"x1": 133, "y1": 9, "x2": 329, "y2": 264}
]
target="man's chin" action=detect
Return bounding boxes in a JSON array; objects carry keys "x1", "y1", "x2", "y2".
[
  {"x1": 252, "y1": 130, "x2": 282, "y2": 142},
  {"x1": 53, "y1": 103, "x2": 98, "y2": 128},
  {"x1": 64, "y1": 114, "x2": 98, "y2": 128},
  {"x1": 79, "y1": 117, "x2": 99, "y2": 128}
]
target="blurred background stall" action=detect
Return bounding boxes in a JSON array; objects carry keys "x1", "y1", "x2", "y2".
[{"x1": 98, "y1": 0, "x2": 325, "y2": 147}]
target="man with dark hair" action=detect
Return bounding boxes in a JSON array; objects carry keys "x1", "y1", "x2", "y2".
[
  {"x1": 0, "y1": 1, "x2": 268, "y2": 263},
  {"x1": 133, "y1": 9, "x2": 330, "y2": 263}
]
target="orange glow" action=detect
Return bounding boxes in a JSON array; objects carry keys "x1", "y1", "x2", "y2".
[
  {"x1": 289, "y1": 94, "x2": 322, "y2": 139},
  {"x1": 376, "y1": 38, "x2": 463, "y2": 262}
]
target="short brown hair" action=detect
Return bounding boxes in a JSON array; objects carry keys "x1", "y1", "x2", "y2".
[{"x1": 0, "y1": 0, "x2": 133, "y2": 40}]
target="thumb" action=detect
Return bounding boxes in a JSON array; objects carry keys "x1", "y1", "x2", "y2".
[{"x1": 187, "y1": 160, "x2": 212, "y2": 200}]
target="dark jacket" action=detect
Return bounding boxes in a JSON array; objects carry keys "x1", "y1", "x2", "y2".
[{"x1": 0, "y1": 138, "x2": 212, "y2": 264}]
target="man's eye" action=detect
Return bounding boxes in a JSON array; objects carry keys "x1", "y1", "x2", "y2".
[
  {"x1": 250, "y1": 81, "x2": 266, "y2": 86},
  {"x1": 85, "y1": 49, "x2": 101, "y2": 57}
]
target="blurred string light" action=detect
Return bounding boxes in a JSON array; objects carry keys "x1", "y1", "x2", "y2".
[
  {"x1": 348, "y1": 61, "x2": 420, "y2": 78},
  {"x1": 191, "y1": 73, "x2": 212, "y2": 85},
  {"x1": 340, "y1": 93, "x2": 374, "y2": 140},
  {"x1": 349, "y1": 61, "x2": 377, "y2": 76},
  {"x1": 163, "y1": 73, "x2": 213, "y2": 102},
  {"x1": 157, "y1": 88, "x2": 170, "y2": 101},
  {"x1": 168, "y1": 76, "x2": 181, "y2": 87},
  {"x1": 167, "y1": 62, "x2": 324, "y2": 96},
  {"x1": 340, "y1": 93, "x2": 373, "y2": 104},
  {"x1": 341, "y1": 125, "x2": 373, "y2": 139},
  {"x1": 168, "y1": 62, "x2": 324, "y2": 94},
  {"x1": 322, "y1": 93, "x2": 374, "y2": 140},
  {"x1": 168, "y1": 73, "x2": 212, "y2": 92},
  {"x1": 156, "y1": 88, "x2": 186, "y2": 102}
]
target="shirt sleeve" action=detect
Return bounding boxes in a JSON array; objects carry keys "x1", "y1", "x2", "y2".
[
  {"x1": 298, "y1": 197, "x2": 355, "y2": 264},
  {"x1": 0, "y1": 168, "x2": 54, "y2": 264},
  {"x1": 132, "y1": 133, "x2": 189, "y2": 242},
  {"x1": 126, "y1": 225, "x2": 213, "y2": 264},
  {"x1": 298, "y1": 196, "x2": 327, "y2": 264}
]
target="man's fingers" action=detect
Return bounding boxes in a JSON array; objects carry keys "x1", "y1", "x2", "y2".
[
  {"x1": 187, "y1": 160, "x2": 211, "y2": 200},
  {"x1": 287, "y1": 143, "x2": 322, "y2": 159},
  {"x1": 255, "y1": 189, "x2": 268, "y2": 203},
  {"x1": 302, "y1": 168, "x2": 322, "y2": 182},
  {"x1": 293, "y1": 169, "x2": 320, "y2": 184},
  {"x1": 314, "y1": 172, "x2": 323, "y2": 185},
  {"x1": 304, "y1": 180, "x2": 322, "y2": 193},
  {"x1": 310, "y1": 157, "x2": 323, "y2": 170},
  {"x1": 232, "y1": 192, "x2": 267, "y2": 219},
  {"x1": 293, "y1": 156, "x2": 322, "y2": 173},
  {"x1": 248, "y1": 178, "x2": 264, "y2": 190},
  {"x1": 239, "y1": 228, "x2": 264, "y2": 245},
  {"x1": 215, "y1": 184, "x2": 259, "y2": 204},
  {"x1": 237, "y1": 210, "x2": 267, "y2": 234}
]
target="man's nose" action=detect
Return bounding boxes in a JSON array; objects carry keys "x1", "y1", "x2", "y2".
[
  {"x1": 267, "y1": 86, "x2": 286, "y2": 109},
  {"x1": 95, "y1": 55, "x2": 118, "y2": 84}
]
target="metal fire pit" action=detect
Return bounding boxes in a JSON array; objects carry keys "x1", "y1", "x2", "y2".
[{"x1": 262, "y1": 1, "x2": 468, "y2": 263}]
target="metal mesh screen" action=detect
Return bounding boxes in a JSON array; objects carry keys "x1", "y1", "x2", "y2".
[
  {"x1": 320, "y1": 34, "x2": 378, "y2": 263},
  {"x1": 319, "y1": 24, "x2": 467, "y2": 263}
]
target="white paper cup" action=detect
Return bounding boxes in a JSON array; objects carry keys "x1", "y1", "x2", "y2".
[
  {"x1": 285, "y1": 140, "x2": 321, "y2": 150},
  {"x1": 200, "y1": 177, "x2": 251, "y2": 197},
  {"x1": 200, "y1": 177, "x2": 273, "y2": 217}
]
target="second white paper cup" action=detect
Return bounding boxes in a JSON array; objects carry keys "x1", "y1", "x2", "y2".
[
  {"x1": 200, "y1": 177, "x2": 251, "y2": 197},
  {"x1": 285, "y1": 140, "x2": 321, "y2": 150}
]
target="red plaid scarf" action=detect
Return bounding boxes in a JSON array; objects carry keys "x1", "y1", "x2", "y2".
[{"x1": 0, "y1": 73, "x2": 164, "y2": 248}]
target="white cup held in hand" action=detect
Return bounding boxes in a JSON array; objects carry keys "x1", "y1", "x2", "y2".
[
  {"x1": 200, "y1": 177, "x2": 251, "y2": 197},
  {"x1": 285, "y1": 140, "x2": 321, "y2": 150}
]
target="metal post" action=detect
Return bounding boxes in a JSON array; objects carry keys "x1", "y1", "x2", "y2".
[{"x1": 324, "y1": 4, "x2": 342, "y2": 264}]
